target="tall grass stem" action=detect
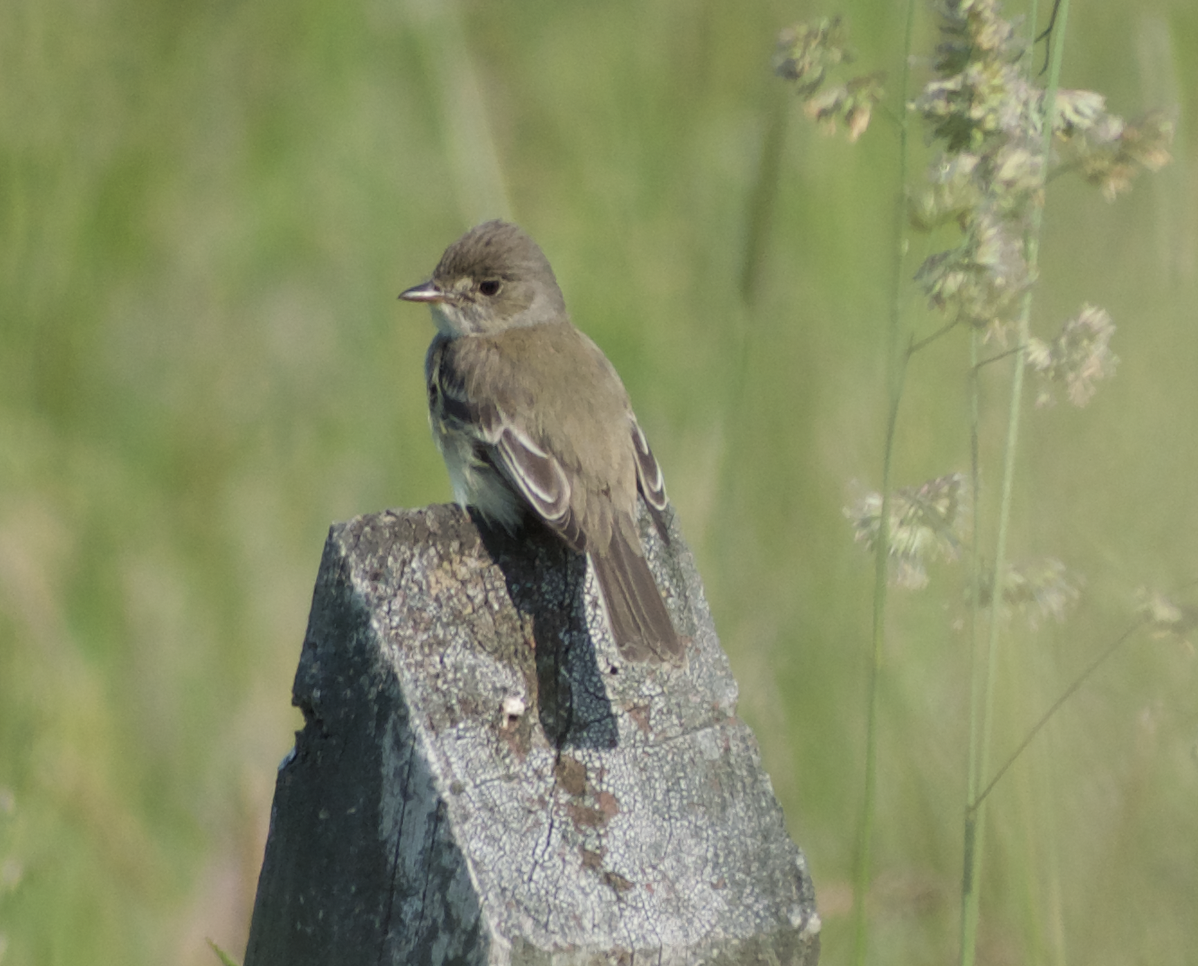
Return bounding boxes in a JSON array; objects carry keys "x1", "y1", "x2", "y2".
[
  {"x1": 850, "y1": 3, "x2": 917, "y2": 963},
  {"x1": 958, "y1": 4, "x2": 1070, "y2": 965}
]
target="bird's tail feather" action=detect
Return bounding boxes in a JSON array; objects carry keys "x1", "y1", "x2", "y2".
[{"x1": 591, "y1": 530, "x2": 683, "y2": 663}]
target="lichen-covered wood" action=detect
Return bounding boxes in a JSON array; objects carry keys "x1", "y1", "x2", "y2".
[{"x1": 244, "y1": 503, "x2": 819, "y2": 966}]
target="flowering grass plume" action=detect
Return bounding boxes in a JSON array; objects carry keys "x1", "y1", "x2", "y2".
[
  {"x1": 1026, "y1": 304, "x2": 1118, "y2": 407},
  {"x1": 909, "y1": 0, "x2": 1040, "y2": 342},
  {"x1": 847, "y1": 473, "x2": 969, "y2": 589},
  {"x1": 1055, "y1": 96, "x2": 1174, "y2": 201},
  {"x1": 773, "y1": 17, "x2": 884, "y2": 142},
  {"x1": 972, "y1": 557, "x2": 1084, "y2": 626},
  {"x1": 1134, "y1": 588, "x2": 1198, "y2": 649},
  {"x1": 910, "y1": 0, "x2": 1173, "y2": 343}
]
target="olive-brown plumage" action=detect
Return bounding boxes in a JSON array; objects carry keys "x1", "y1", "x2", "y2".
[{"x1": 400, "y1": 220, "x2": 681, "y2": 663}]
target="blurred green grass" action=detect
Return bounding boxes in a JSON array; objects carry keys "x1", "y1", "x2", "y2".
[{"x1": 1, "y1": 0, "x2": 1195, "y2": 963}]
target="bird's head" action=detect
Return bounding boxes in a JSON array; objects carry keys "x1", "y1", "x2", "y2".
[{"x1": 399, "y1": 220, "x2": 568, "y2": 337}]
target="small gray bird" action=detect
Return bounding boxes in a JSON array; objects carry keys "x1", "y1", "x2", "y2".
[{"x1": 399, "y1": 220, "x2": 683, "y2": 663}]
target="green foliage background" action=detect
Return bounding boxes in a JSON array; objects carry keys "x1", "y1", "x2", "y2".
[{"x1": 1, "y1": 0, "x2": 1194, "y2": 963}]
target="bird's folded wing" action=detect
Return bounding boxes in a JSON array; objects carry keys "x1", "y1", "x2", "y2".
[
  {"x1": 491, "y1": 416, "x2": 586, "y2": 552},
  {"x1": 630, "y1": 419, "x2": 667, "y2": 510}
]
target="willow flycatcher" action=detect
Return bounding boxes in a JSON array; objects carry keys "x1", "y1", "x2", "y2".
[{"x1": 399, "y1": 220, "x2": 683, "y2": 663}]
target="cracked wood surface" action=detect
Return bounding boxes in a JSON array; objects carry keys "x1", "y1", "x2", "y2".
[{"x1": 244, "y1": 503, "x2": 820, "y2": 966}]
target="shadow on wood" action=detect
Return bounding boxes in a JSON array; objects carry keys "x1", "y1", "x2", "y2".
[
  {"x1": 244, "y1": 502, "x2": 820, "y2": 966},
  {"x1": 473, "y1": 513, "x2": 618, "y2": 750}
]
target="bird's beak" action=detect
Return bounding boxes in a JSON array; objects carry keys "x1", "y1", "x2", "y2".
[{"x1": 399, "y1": 281, "x2": 448, "y2": 303}]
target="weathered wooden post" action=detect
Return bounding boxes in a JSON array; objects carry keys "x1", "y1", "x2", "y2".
[{"x1": 244, "y1": 502, "x2": 819, "y2": 965}]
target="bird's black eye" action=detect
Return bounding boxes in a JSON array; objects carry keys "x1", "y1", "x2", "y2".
[{"x1": 478, "y1": 279, "x2": 501, "y2": 297}]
